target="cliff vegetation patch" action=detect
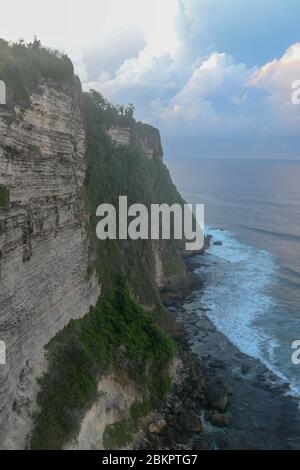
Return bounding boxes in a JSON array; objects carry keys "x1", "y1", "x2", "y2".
[
  {"x1": 103, "y1": 419, "x2": 137, "y2": 450},
  {"x1": 83, "y1": 90, "x2": 186, "y2": 304},
  {"x1": 0, "y1": 185, "x2": 9, "y2": 208},
  {"x1": 29, "y1": 284, "x2": 175, "y2": 450},
  {"x1": 0, "y1": 37, "x2": 74, "y2": 107}
]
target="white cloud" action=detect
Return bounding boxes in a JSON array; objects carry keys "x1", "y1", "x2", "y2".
[
  {"x1": 129, "y1": 52, "x2": 255, "y2": 136},
  {"x1": 2, "y1": 0, "x2": 300, "y2": 157},
  {"x1": 84, "y1": 48, "x2": 182, "y2": 124},
  {"x1": 1, "y1": 0, "x2": 180, "y2": 60},
  {"x1": 84, "y1": 29, "x2": 300, "y2": 150},
  {"x1": 82, "y1": 30, "x2": 146, "y2": 82},
  {"x1": 249, "y1": 43, "x2": 300, "y2": 133}
]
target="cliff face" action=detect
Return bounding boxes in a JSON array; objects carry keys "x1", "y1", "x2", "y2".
[
  {"x1": 0, "y1": 81, "x2": 100, "y2": 448},
  {"x1": 106, "y1": 127, "x2": 131, "y2": 146},
  {"x1": 106, "y1": 124, "x2": 163, "y2": 160},
  {"x1": 0, "y1": 43, "x2": 187, "y2": 450},
  {"x1": 82, "y1": 90, "x2": 186, "y2": 308}
]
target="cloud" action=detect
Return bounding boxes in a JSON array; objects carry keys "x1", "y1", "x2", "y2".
[
  {"x1": 88, "y1": 46, "x2": 257, "y2": 139},
  {"x1": 249, "y1": 44, "x2": 300, "y2": 134},
  {"x1": 84, "y1": 48, "x2": 181, "y2": 119},
  {"x1": 82, "y1": 25, "x2": 300, "y2": 157},
  {"x1": 153, "y1": 52, "x2": 254, "y2": 136},
  {"x1": 2, "y1": 0, "x2": 300, "y2": 157},
  {"x1": 82, "y1": 30, "x2": 146, "y2": 82}
]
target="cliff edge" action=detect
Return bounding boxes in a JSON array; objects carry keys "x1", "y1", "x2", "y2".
[{"x1": 0, "y1": 40, "x2": 189, "y2": 449}]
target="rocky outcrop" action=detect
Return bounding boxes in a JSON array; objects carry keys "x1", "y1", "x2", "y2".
[
  {"x1": 136, "y1": 351, "x2": 209, "y2": 450},
  {"x1": 209, "y1": 412, "x2": 232, "y2": 428},
  {"x1": 65, "y1": 374, "x2": 142, "y2": 450},
  {"x1": 106, "y1": 123, "x2": 163, "y2": 160},
  {"x1": 207, "y1": 378, "x2": 229, "y2": 412},
  {"x1": 139, "y1": 136, "x2": 162, "y2": 160},
  {"x1": 148, "y1": 416, "x2": 167, "y2": 434},
  {"x1": 137, "y1": 124, "x2": 163, "y2": 160},
  {"x1": 0, "y1": 81, "x2": 101, "y2": 449},
  {"x1": 106, "y1": 126, "x2": 131, "y2": 146}
]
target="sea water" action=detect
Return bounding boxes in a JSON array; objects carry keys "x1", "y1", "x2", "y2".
[{"x1": 168, "y1": 158, "x2": 300, "y2": 397}]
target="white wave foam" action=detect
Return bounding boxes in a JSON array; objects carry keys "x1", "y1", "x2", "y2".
[{"x1": 197, "y1": 226, "x2": 300, "y2": 398}]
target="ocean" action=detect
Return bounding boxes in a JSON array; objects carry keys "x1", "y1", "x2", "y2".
[{"x1": 168, "y1": 158, "x2": 300, "y2": 397}]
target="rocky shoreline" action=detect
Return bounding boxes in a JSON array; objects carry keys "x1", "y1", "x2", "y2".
[{"x1": 137, "y1": 254, "x2": 300, "y2": 450}]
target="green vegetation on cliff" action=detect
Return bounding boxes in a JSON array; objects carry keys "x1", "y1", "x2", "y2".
[
  {"x1": 0, "y1": 41, "x2": 186, "y2": 303},
  {"x1": 0, "y1": 185, "x2": 9, "y2": 208},
  {"x1": 0, "y1": 38, "x2": 74, "y2": 106},
  {"x1": 103, "y1": 419, "x2": 137, "y2": 450},
  {"x1": 1, "y1": 42, "x2": 186, "y2": 450},
  {"x1": 83, "y1": 90, "x2": 185, "y2": 304},
  {"x1": 102, "y1": 399, "x2": 154, "y2": 450},
  {"x1": 30, "y1": 284, "x2": 175, "y2": 450}
]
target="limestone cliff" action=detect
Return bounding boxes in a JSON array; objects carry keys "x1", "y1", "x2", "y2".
[
  {"x1": 0, "y1": 42, "x2": 187, "y2": 450},
  {"x1": 0, "y1": 80, "x2": 100, "y2": 448},
  {"x1": 106, "y1": 123, "x2": 163, "y2": 161}
]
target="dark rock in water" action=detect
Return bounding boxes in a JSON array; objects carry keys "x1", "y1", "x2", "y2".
[
  {"x1": 148, "y1": 417, "x2": 167, "y2": 434},
  {"x1": 213, "y1": 240, "x2": 223, "y2": 246},
  {"x1": 192, "y1": 434, "x2": 225, "y2": 450},
  {"x1": 207, "y1": 378, "x2": 229, "y2": 411},
  {"x1": 192, "y1": 439, "x2": 210, "y2": 450},
  {"x1": 209, "y1": 413, "x2": 232, "y2": 428},
  {"x1": 177, "y1": 410, "x2": 203, "y2": 433},
  {"x1": 241, "y1": 364, "x2": 251, "y2": 375},
  {"x1": 162, "y1": 426, "x2": 179, "y2": 447}
]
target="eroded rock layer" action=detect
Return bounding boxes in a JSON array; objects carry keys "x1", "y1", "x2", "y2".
[{"x1": 0, "y1": 82, "x2": 100, "y2": 448}]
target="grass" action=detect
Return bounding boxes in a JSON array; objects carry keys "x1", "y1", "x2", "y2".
[
  {"x1": 0, "y1": 185, "x2": 9, "y2": 208},
  {"x1": 103, "y1": 398, "x2": 156, "y2": 449},
  {"x1": 103, "y1": 419, "x2": 137, "y2": 450},
  {"x1": 103, "y1": 399, "x2": 163, "y2": 450},
  {"x1": 27, "y1": 144, "x2": 42, "y2": 156},
  {"x1": 130, "y1": 400, "x2": 153, "y2": 423},
  {"x1": 29, "y1": 283, "x2": 175, "y2": 450},
  {"x1": 0, "y1": 38, "x2": 74, "y2": 107}
]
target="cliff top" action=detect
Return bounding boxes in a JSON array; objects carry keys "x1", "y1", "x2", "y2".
[
  {"x1": 0, "y1": 37, "x2": 74, "y2": 107},
  {"x1": 0, "y1": 39, "x2": 162, "y2": 158}
]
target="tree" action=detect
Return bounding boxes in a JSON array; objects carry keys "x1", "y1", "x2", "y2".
[
  {"x1": 90, "y1": 89, "x2": 106, "y2": 109},
  {"x1": 125, "y1": 103, "x2": 135, "y2": 120},
  {"x1": 32, "y1": 35, "x2": 41, "y2": 49}
]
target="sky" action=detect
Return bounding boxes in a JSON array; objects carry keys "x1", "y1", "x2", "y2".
[{"x1": 1, "y1": 0, "x2": 300, "y2": 159}]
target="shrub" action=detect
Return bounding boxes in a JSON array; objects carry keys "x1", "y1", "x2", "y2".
[
  {"x1": 30, "y1": 284, "x2": 175, "y2": 449},
  {"x1": 83, "y1": 91, "x2": 186, "y2": 303},
  {"x1": 130, "y1": 400, "x2": 153, "y2": 423},
  {"x1": 0, "y1": 185, "x2": 9, "y2": 208},
  {"x1": 103, "y1": 420, "x2": 137, "y2": 450},
  {"x1": 0, "y1": 38, "x2": 74, "y2": 107}
]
